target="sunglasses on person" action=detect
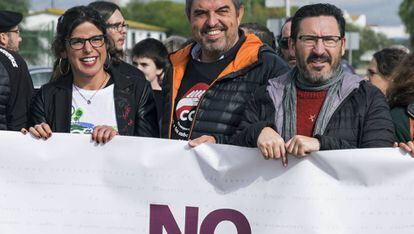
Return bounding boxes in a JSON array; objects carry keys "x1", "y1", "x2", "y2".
[{"x1": 278, "y1": 37, "x2": 289, "y2": 49}]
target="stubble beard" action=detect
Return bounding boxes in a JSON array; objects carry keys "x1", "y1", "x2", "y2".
[
  {"x1": 298, "y1": 54, "x2": 339, "y2": 84},
  {"x1": 302, "y1": 67, "x2": 335, "y2": 84},
  {"x1": 7, "y1": 41, "x2": 18, "y2": 52}
]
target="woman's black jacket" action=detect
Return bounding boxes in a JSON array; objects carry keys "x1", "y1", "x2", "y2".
[{"x1": 30, "y1": 66, "x2": 158, "y2": 137}]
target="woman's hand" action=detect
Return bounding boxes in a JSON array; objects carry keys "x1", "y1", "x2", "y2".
[
  {"x1": 92, "y1": 125, "x2": 118, "y2": 144},
  {"x1": 24, "y1": 123, "x2": 53, "y2": 140}
]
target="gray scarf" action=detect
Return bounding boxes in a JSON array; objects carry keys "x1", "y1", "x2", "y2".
[{"x1": 282, "y1": 65, "x2": 344, "y2": 141}]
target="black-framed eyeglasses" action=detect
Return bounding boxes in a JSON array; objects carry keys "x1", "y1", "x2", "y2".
[
  {"x1": 106, "y1": 22, "x2": 128, "y2": 32},
  {"x1": 278, "y1": 36, "x2": 289, "y2": 49},
  {"x1": 7, "y1": 29, "x2": 20, "y2": 35},
  {"x1": 298, "y1": 35, "x2": 342, "y2": 48},
  {"x1": 66, "y1": 35, "x2": 106, "y2": 50}
]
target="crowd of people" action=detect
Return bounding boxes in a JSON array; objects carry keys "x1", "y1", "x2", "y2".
[{"x1": 1, "y1": 0, "x2": 414, "y2": 165}]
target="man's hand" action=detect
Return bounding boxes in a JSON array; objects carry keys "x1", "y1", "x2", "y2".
[
  {"x1": 188, "y1": 135, "x2": 216, "y2": 147},
  {"x1": 285, "y1": 135, "x2": 320, "y2": 157},
  {"x1": 257, "y1": 127, "x2": 287, "y2": 166},
  {"x1": 398, "y1": 141, "x2": 414, "y2": 157}
]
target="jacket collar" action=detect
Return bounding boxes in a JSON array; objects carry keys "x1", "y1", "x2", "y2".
[
  {"x1": 53, "y1": 66, "x2": 133, "y2": 90},
  {"x1": 170, "y1": 33, "x2": 263, "y2": 76}
]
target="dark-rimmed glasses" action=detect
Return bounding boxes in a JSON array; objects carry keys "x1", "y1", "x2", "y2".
[
  {"x1": 298, "y1": 35, "x2": 342, "y2": 48},
  {"x1": 66, "y1": 35, "x2": 105, "y2": 50},
  {"x1": 106, "y1": 22, "x2": 128, "y2": 32}
]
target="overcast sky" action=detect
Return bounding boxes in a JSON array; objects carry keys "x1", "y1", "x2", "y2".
[{"x1": 29, "y1": 0, "x2": 403, "y2": 26}]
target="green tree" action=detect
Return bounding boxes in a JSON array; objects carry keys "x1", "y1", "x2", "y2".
[
  {"x1": 344, "y1": 24, "x2": 392, "y2": 67},
  {"x1": 0, "y1": 0, "x2": 49, "y2": 66},
  {"x1": 0, "y1": 0, "x2": 29, "y2": 13},
  {"x1": 123, "y1": 0, "x2": 286, "y2": 37},
  {"x1": 20, "y1": 30, "x2": 54, "y2": 66},
  {"x1": 399, "y1": 0, "x2": 414, "y2": 47},
  {"x1": 242, "y1": 0, "x2": 285, "y2": 25},
  {"x1": 123, "y1": 0, "x2": 191, "y2": 36}
]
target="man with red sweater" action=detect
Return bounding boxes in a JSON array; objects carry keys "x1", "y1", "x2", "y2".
[{"x1": 230, "y1": 3, "x2": 395, "y2": 166}]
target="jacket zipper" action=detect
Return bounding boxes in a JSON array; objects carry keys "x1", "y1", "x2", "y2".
[
  {"x1": 186, "y1": 62, "x2": 263, "y2": 139},
  {"x1": 168, "y1": 69, "x2": 175, "y2": 138},
  {"x1": 187, "y1": 74, "x2": 236, "y2": 139}
]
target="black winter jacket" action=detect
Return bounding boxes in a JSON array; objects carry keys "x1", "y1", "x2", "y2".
[
  {"x1": 230, "y1": 80, "x2": 396, "y2": 149},
  {"x1": 0, "y1": 47, "x2": 34, "y2": 130},
  {"x1": 161, "y1": 34, "x2": 289, "y2": 143},
  {"x1": 30, "y1": 66, "x2": 158, "y2": 137}
]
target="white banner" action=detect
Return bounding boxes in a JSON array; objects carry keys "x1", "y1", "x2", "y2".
[{"x1": 0, "y1": 131, "x2": 414, "y2": 234}]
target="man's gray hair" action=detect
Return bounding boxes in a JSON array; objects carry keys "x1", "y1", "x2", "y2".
[{"x1": 185, "y1": 0, "x2": 243, "y2": 18}]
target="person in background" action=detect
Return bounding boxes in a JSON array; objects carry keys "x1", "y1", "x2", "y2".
[
  {"x1": 132, "y1": 38, "x2": 169, "y2": 120},
  {"x1": 132, "y1": 38, "x2": 168, "y2": 91},
  {"x1": 240, "y1": 22, "x2": 276, "y2": 50},
  {"x1": 0, "y1": 10, "x2": 34, "y2": 131},
  {"x1": 276, "y1": 17, "x2": 296, "y2": 68},
  {"x1": 340, "y1": 59, "x2": 356, "y2": 74},
  {"x1": 387, "y1": 53, "x2": 414, "y2": 154},
  {"x1": 25, "y1": 6, "x2": 158, "y2": 143},
  {"x1": 88, "y1": 1, "x2": 146, "y2": 80},
  {"x1": 0, "y1": 10, "x2": 22, "y2": 52},
  {"x1": 230, "y1": 3, "x2": 395, "y2": 166},
  {"x1": 161, "y1": 0, "x2": 289, "y2": 145},
  {"x1": 163, "y1": 35, "x2": 187, "y2": 54},
  {"x1": 365, "y1": 47, "x2": 408, "y2": 95}
]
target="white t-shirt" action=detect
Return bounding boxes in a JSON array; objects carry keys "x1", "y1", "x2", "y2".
[{"x1": 70, "y1": 84, "x2": 117, "y2": 134}]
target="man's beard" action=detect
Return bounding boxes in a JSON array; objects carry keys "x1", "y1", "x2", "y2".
[
  {"x1": 6, "y1": 41, "x2": 18, "y2": 52},
  {"x1": 198, "y1": 24, "x2": 236, "y2": 56},
  {"x1": 299, "y1": 53, "x2": 339, "y2": 84}
]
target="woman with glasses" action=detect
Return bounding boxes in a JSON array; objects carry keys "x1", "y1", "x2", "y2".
[{"x1": 25, "y1": 6, "x2": 158, "y2": 143}]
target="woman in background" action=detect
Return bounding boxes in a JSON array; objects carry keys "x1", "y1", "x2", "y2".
[
  {"x1": 387, "y1": 53, "x2": 414, "y2": 156},
  {"x1": 365, "y1": 47, "x2": 408, "y2": 95}
]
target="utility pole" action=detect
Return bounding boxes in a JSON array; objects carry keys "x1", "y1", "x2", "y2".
[
  {"x1": 285, "y1": 0, "x2": 290, "y2": 17},
  {"x1": 51, "y1": 0, "x2": 55, "y2": 8}
]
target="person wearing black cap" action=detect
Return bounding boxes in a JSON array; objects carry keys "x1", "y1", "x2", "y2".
[
  {"x1": 0, "y1": 10, "x2": 34, "y2": 131},
  {"x1": 0, "y1": 10, "x2": 23, "y2": 51}
]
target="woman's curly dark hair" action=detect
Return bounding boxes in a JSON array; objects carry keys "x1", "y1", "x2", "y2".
[{"x1": 387, "y1": 53, "x2": 414, "y2": 107}]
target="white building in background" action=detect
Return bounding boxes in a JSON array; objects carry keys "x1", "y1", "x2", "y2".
[
  {"x1": 23, "y1": 8, "x2": 167, "y2": 66},
  {"x1": 370, "y1": 25, "x2": 410, "y2": 41},
  {"x1": 343, "y1": 11, "x2": 367, "y2": 28}
]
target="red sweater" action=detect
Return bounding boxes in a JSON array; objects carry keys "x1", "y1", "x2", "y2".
[{"x1": 296, "y1": 89, "x2": 327, "y2": 136}]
